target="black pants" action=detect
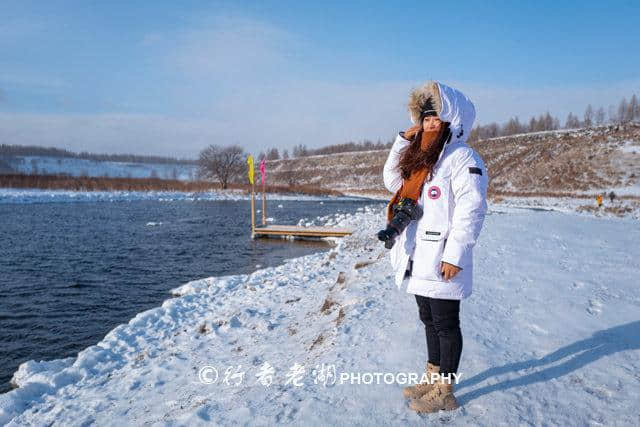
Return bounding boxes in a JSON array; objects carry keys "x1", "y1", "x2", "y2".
[{"x1": 414, "y1": 294, "x2": 463, "y2": 376}]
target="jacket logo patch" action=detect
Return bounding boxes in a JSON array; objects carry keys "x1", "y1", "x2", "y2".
[
  {"x1": 469, "y1": 167, "x2": 482, "y2": 175},
  {"x1": 425, "y1": 231, "x2": 441, "y2": 235},
  {"x1": 427, "y1": 185, "x2": 441, "y2": 200}
]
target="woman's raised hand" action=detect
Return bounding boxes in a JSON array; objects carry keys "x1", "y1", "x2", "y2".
[{"x1": 403, "y1": 123, "x2": 422, "y2": 141}]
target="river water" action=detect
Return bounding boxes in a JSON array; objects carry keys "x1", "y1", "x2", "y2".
[{"x1": 0, "y1": 195, "x2": 379, "y2": 392}]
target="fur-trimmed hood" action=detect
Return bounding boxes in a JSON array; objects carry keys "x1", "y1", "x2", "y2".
[{"x1": 408, "y1": 81, "x2": 476, "y2": 144}]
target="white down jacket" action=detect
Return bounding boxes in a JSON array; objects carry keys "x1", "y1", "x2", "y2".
[{"x1": 383, "y1": 82, "x2": 489, "y2": 300}]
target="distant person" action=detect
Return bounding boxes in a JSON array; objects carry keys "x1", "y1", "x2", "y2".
[
  {"x1": 378, "y1": 81, "x2": 489, "y2": 413},
  {"x1": 609, "y1": 191, "x2": 616, "y2": 203},
  {"x1": 597, "y1": 194, "x2": 603, "y2": 207}
]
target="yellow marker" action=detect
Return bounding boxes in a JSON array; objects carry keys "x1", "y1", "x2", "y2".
[{"x1": 247, "y1": 155, "x2": 254, "y2": 185}]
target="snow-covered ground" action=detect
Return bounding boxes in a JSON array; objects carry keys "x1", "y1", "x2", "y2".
[
  {"x1": 0, "y1": 188, "x2": 371, "y2": 204},
  {"x1": 492, "y1": 196, "x2": 640, "y2": 220},
  {"x1": 343, "y1": 190, "x2": 640, "y2": 220},
  {"x1": 1, "y1": 204, "x2": 639, "y2": 426}
]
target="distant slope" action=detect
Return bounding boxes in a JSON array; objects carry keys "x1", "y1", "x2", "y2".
[
  {"x1": 2, "y1": 156, "x2": 198, "y2": 181},
  {"x1": 265, "y1": 123, "x2": 640, "y2": 197},
  {"x1": 479, "y1": 123, "x2": 640, "y2": 195}
]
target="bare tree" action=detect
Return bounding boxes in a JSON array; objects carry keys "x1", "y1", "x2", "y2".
[
  {"x1": 503, "y1": 117, "x2": 525, "y2": 136},
  {"x1": 629, "y1": 94, "x2": 639, "y2": 122},
  {"x1": 197, "y1": 144, "x2": 246, "y2": 189},
  {"x1": 608, "y1": 105, "x2": 617, "y2": 123},
  {"x1": 292, "y1": 144, "x2": 309, "y2": 158},
  {"x1": 282, "y1": 149, "x2": 289, "y2": 159},
  {"x1": 541, "y1": 112, "x2": 557, "y2": 131},
  {"x1": 565, "y1": 112, "x2": 581, "y2": 129},
  {"x1": 584, "y1": 104, "x2": 594, "y2": 127},
  {"x1": 266, "y1": 147, "x2": 280, "y2": 160},
  {"x1": 488, "y1": 122, "x2": 500, "y2": 138},
  {"x1": 595, "y1": 107, "x2": 606, "y2": 125},
  {"x1": 617, "y1": 98, "x2": 629, "y2": 123}
]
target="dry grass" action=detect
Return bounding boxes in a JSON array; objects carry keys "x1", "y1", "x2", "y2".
[
  {"x1": 309, "y1": 333, "x2": 325, "y2": 350},
  {"x1": 576, "y1": 204, "x2": 637, "y2": 216},
  {"x1": 0, "y1": 174, "x2": 346, "y2": 196},
  {"x1": 336, "y1": 307, "x2": 345, "y2": 326},
  {"x1": 489, "y1": 189, "x2": 640, "y2": 201},
  {"x1": 473, "y1": 124, "x2": 640, "y2": 194},
  {"x1": 354, "y1": 260, "x2": 375, "y2": 269},
  {"x1": 320, "y1": 297, "x2": 338, "y2": 314}
]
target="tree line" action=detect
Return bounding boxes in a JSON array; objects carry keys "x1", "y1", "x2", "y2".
[
  {"x1": 469, "y1": 93, "x2": 640, "y2": 142},
  {"x1": 0, "y1": 144, "x2": 197, "y2": 165},
  {"x1": 254, "y1": 139, "x2": 393, "y2": 161}
]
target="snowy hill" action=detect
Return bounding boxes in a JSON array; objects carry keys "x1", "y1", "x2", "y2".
[
  {"x1": 2, "y1": 156, "x2": 198, "y2": 181},
  {"x1": 1, "y1": 204, "x2": 639, "y2": 425},
  {"x1": 266, "y1": 124, "x2": 640, "y2": 217},
  {"x1": 478, "y1": 123, "x2": 640, "y2": 195}
]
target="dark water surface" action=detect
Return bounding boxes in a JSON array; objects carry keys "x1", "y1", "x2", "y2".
[{"x1": 0, "y1": 197, "x2": 377, "y2": 393}]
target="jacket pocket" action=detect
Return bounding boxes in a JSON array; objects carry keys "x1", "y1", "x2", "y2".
[
  {"x1": 411, "y1": 230, "x2": 448, "y2": 281},
  {"x1": 389, "y1": 227, "x2": 406, "y2": 271}
]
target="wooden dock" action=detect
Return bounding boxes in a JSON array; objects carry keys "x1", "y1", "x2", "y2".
[
  {"x1": 246, "y1": 155, "x2": 353, "y2": 239},
  {"x1": 252, "y1": 224, "x2": 353, "y2": 239}
]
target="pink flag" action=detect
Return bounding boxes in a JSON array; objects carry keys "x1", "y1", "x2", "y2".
[{"x1": 259, "y1": 159, "x2": 266, "y2": 185}]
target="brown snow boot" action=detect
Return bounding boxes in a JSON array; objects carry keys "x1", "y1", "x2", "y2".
[
  {"x1": 409, "y1": 377, "x2": 460, "y2": 413},
  {"x1": 402, "y1": 361, "x2": 439, "y2": 399}
]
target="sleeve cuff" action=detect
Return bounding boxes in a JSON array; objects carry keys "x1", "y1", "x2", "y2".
[
  {"x1": 393, "y1": 133, "x2": 411, "y2": 153},
  {"x1": 441, "y1": 239, "x2": 467, "y2": 269}
]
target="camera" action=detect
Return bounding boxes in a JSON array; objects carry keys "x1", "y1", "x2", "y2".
[{"x1": 377, "y1": 197, "x2": 423, "y2": 249}]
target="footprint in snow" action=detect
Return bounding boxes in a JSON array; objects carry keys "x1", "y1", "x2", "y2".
[
  {"x1": 571, "y1": 281, "x2": 587, "y2": 290},
  {"x1": 586, "y1": 298, "x2": 603, "y2": 316}
]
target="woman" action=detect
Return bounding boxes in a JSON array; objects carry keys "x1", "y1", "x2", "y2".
[{"x1": 382, "y1": 81, "x2": 489, "y2": 413}]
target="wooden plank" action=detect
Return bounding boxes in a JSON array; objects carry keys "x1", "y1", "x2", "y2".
[{"x1": 253, "y1": 224, "x2": 353, "y2": 237}]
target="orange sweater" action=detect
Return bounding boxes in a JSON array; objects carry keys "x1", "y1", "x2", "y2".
[{"x1": 386, "y1": 124, "x2": 445, "y2": 222}]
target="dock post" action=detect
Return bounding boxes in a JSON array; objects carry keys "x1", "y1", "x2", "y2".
[
  {"x1": 262, "y1": 180, "x2": 266, "y2": 225},
  {"x1": 260, "y1": 158, "x2": 266, "y2": 226},
  {"x1": 248, "y1": 154, "x2": 256, "y2": 239},
  {"x1": 250, "y1": 183, "x2": 256, "y2": 239}
]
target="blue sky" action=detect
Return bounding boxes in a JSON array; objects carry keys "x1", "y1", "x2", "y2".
[{"x1": 1, "y1": 0, "x2": 639, "y2": 157}]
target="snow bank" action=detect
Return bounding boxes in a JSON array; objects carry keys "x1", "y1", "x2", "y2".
[
  {"x1": 493, "y1": 196, "x2": 640, "y2": 220},
  {"x1": 0, "y1": 188, "x2": 370, "y2": 204},
  {"x1": 1, "y1": 205, "x2": 639, "y2": 425}
]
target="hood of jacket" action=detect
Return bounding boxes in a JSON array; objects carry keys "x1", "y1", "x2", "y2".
[{"x1": 408, "y1": 81, "x2": 476, "y2": 145}]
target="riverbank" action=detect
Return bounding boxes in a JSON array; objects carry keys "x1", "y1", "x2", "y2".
[
  {"x1": 0, "y1": 196, "x2": 376, "y2": 396},
  {"x1": 0, "y1": 187, "x2": 375, "y2": 204},
  {"x1": 0, "y1": 174, "x2": 346, "y2": 197},
  {"x1": 1, "y1": 204, "x2": 639, "y2": 425}
]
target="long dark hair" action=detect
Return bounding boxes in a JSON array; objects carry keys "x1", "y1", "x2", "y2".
[{"x1": 398, "y1": 120, "x2": 451, "y2": 182}]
